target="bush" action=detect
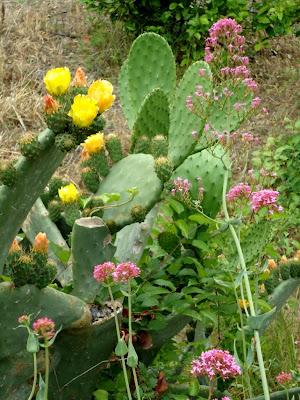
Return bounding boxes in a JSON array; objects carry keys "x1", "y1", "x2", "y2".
[{"x1": 81, "y1": 0, "x2": 300, "y2": 64}]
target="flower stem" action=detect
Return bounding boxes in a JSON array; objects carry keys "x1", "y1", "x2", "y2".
[
  {"x1": 108, "y1": 286, "x2": 132, "y2": 400},
  {"x1": 44, "y1": 345, "x2": 50, "y2": 400},
  {"x1": 222, "y1": 167, "x2": 270, "y2": 400},
  {"x1": 128, "y1": 282, "x2": 141, "y2": 400},
  {"x1": 27, "y1": 352, "x2": 37, "y2": 400}
]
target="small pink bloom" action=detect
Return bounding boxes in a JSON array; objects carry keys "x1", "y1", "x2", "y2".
[
  {"x1": 252, "y1": 97, "x2": 261, "y2": 108},
  {"x1": 243, "y1": 78, "x2": 258, "y2": 91},
  {"x1": 186, "y1": 95, "x2": 193, "y2": 111},
  {"x1": 198, "y1": 68, "x2": 206, "y2": 77},
  {"x1": 112, "y1": 262, "x2": 141, "y2": 282},
  {"x1": 192, "y1": 130, "x2": 198, "y2": 139},
  {"x1": 276, "y1": 371, "x2": 292, "y2": 385},
  {"x1": 226, "y1": 183, "x2": 251, "y2": 202},
  {"x1": 250, "y1": 189, "x2": 283, "y2": 213},
  {"x1": 191, "y1": 349, "x2": 241, "y2": 380},
  {"x1": 32, "y1": 317, "x2": 55, "y2": 340},
  {"x1": 18, "y1": 315, "x2": 30, "y2": 325},
  {"x1": 172, "y1": 177, "x2": 191, "y2": 195},
  {"x1": 93, "y1": 262, "x2": 115, "y2": 283},
  {"x1": 262, "y1": 107, "x2": 269, "y2": 114},
  {"x1": 204, "y1": 123, "x2": 210, "y2": 132},
  {"x1": 234, "y1": 102, "x2": 244, "y2": 111}
]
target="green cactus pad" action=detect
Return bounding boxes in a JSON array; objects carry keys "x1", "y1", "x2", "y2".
[
  {"x1": 172, "y1": 148, "x2": 228, "y2": 217},
  {"x1": 0, "y1": 282, "x2": 91, "y2": 359},
  {"x1": 72, "y1": 217, "x2": 115, "y2": 303},
  {"x1": 97, "y1": 154, "x2": 162, "y2": 228},
  {"x1": 119, "y1": 59, "x2": 135, "y2": 129},
  {"x1": 168, "y1": 61, "x2": 212, "y2": 166},
  {"x1": 126, "y1": 33, "x2": 176, "y2": 126},
  {"x1": 131, "y1": 88, "x2": 170, "y2": 150}
]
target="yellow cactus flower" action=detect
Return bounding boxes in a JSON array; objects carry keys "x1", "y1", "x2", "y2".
[
  {"x1": 44, "y1": 67, "x2": 71, "y2": 96},
  {"x1": 33, "y1": 232, "x2": 49, "y2": 253},
  {"x1": 58, "y1": 183, "x2": 79, "y2": 204},
  {"x1": 72, "y1": 67, "x2": 87, "y2": 87},
  {"x1": 82, "y1": 133, "x2": 105, "y2": 155},
  {"x1": 68, "y1": 95, "x2": 98, "y2": 128},
  {"x1": 88, "y1": 80, "x2": 115, "y2": 113}
]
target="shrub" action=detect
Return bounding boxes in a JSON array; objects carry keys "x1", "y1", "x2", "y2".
[{"x1": 81, "y1": 0, "x2": 300, "y2": 64}]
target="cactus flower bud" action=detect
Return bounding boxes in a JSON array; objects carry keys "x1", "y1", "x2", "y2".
[
  {"x1": 9, "y1": 239, "x2": 21, "y2": 253},
  {"x1": 43, "y1": 94, "x2": 60, "y2": 114},
  {"x1": 44, "y1": 67, "x2": 71, "y2": 96},
  {"x1": 18, "y1": 314, "x2": 30, "y2": 325},
  {"x1": 33, "y1": 232, "x2": 49, "y2": 254},
  {"x1": 72, "y1": 67, "x2": 87, "y2": 87},
  {"x1": 267, "y1": 259, "x2": 277, "y2": 271}
]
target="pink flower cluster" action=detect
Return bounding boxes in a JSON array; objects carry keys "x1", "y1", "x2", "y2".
[
  {"x1": 93, "y1": 262, "x2": 141, "y2": 284},
  {"x1": 276, "y1": 371, "x2": 292, "y2": 385},
  {"x1": 204, "y1": 18, "x2": 245, "y2": 63},
  {"x1": 226, "y1": 183, "x2": 251, "y2": 202},
  {"x1": 172, "y1": 177, "x2": 191, "y2": 196},
  {"x1": 32, "y1": 317, "x2": 55, "y2": 340},
  {"x1": 191, "y1": 349, "x2": 241, "y2": 381},
  {"x1": 220, "y1": 65, "x2": 250, "y2": 79},
  {"x1": 250, "y1": 189, "x2": 283, "y2": 213},
  {"x1": 213, "y1": 397, "x2": 231, "y2": 400},
  {"x1": 18, "y1": 314, "x2": 30, "y2": 325}
]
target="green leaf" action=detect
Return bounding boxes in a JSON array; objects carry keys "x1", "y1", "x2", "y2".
[
  {"x1": 115, "y1": 338, "x2": 128, "y2": 356},
  {"x1": 93, "y1": 389, "x2": 109, "y2": 400},
  {"x1": 168, "y1": 198, "x2": 184, "y2": 214},
  {"x1": 189, "y1": 213, "x2": 214, "y2": 225},
  {"x1": 175, "y1": 219, "x2": 190, "y2": 238},
  {"x1": 98, "y1": 192, "x2": 121, "y2": 204},
  {"x1": 153, "y1": 279, "x2": 176, "y2": 291},
  {"x1": 127, "y1": 342, "x2": 138, "y2": 368},
  {"x1": 247, "y1": 307, "x2": 277, "y2": 331},
  {"x1": 36, "y1": 374, "x2": 46, "y2": 400},
  {"x1": 189, "y1": 377, "x2": 200, "y2": 396},
  {"x1": 192, "y1": 240, "x2": 210, "y2": 252},
  {"x1": 49, "y1": 242, "x2": 70, "y2": 263},
  {"x1": 26, "y1": 332, "x2": 39, "y2": 353}
]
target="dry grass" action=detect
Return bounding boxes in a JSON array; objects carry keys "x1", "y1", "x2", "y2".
[{"x1": 0, "y1": 0, "x2": 299, "y2": 182}]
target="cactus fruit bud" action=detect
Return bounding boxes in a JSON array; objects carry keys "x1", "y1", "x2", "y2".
[
  {"x1": 35, "y1": 260, "x2": 57, "y2": 289},
  {"x1": 19, "y1": 133, "x2": 41, "y2": 159},
  {"x1": 0, "y1": 160, "x2": 17, "y2": 187},
  {"x1": 158, "y1": 231, "x2": 181, "y2": 258},
  {"x1": 48, "y1": 199, "x2": 62, "y2": 222},
  {"x1": 106, "y1": 133, "x2": 123, "y2": 162},
  {"x1": 130, "y1": 205, "x2": 147, "y2": 223},
  {"x1": 134, "y1": 135, "x2": 151, "y2": 154},
  {"x1": 81, "y1": 167, "x2": 100, "y2": 193},
  {"x1": 33, "y1": 232, "x2": 49, "y2": 254},
  {"x1": 151, "y1": 135, "x2": 168, "y2": 158},
  {"x1": 10, "y1": 254, "x2": 35, "y2": 287},
  {"x1": 64, "y1": 203, "x2": 81, "y2": 226},
  {"x1": 55, "y1": 133, "x2": 77, "y2": 152},
  {"x1": 154, "y1": 157, "x2": 173, "y2": 182},
  {"x1": 48, "y1": 177, "x2": 68, "y2": 199},
  {"x1": 106, "y1": 219, "x2": 118, "y2": 234},
  {"x1": 279, "y1": 264, "x2": 291, "y2": 280},
  {"x1": 289, "y1": 260, "x2": 300, "y2": 278},
  {"x1": 45, "y1": 110, "x2": 70, "y2": 135},
  {"x1": 267, "y1": 259, "x2": 277, "y2": 271},
  {"x1": 89, "y1": 150, "x2": 110, "y2": 177}
]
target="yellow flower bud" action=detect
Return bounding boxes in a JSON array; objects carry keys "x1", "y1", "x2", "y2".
[
  {"x1": 68, "y1": 95, "x2": 98, "y2": 128},
  {"x1": 88, "y1": 80, "x2": 115, "y2": 113},
  {"x1": 44, "y1": 67, "x2": 71, "y2": 96},
  {"x1": 82, "y1": 133, "x2": 105, "y2": 155},
  {"x1": 238, "y1": 299, "x2": 249, "y2": 310},
  {"x1": 33, "y1": 232, "x2": 49, "y2": 253},
  {"x1": 58, "y1": 183, "x2": 79, "y2": 204}
]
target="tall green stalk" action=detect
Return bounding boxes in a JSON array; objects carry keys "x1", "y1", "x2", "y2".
[
  {"x1": 108, "y1": 286, "x2": 132, "y2": 400},
  {"x1": 27, "y1": 352, "x2": 38, "y2": 400},
  {"x1": 222, "y1": 166, "x2": 270, "y2": 400},
  {"x1": 44, "y1": 345, "x2": 50, "y2": 400}
]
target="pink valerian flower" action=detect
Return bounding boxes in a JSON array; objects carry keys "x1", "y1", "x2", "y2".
[
  {"x1": 172, "y1": 177, "x2": 191, "y2": 195},
  {"x1": 195, "y1": 85, "x2": 204, "y2": 97},
  {"x1": 250, "y1": 189, "x2": 283, "y2": 213},
  {"x1": 276, "y1": 371, "x2": 293, "y2": 385},
  {"x1": 18, "y1": 315, "x2": 30, "y2": 325},
  {"x1": 112, "y1": 262, "x2": 141, "y2": 282},
  {"x1": 32, "y1": 317, "x2": 55, "y2": 340},
  {"x1": 93, "y1": 262, "x2": 115, "y2": 283},
  {"x1": 191, "y1": 349, "x2": 241, "y2": 380},
  {"x1": 223, "y1": 87, "x2": 233, "y2": 97},
  {"x1": 234, "y1": 102, "x2": 245, "y2": 111},
  {"x1": 241, "y1": 132, "x2": 260, "y2": 144},
  {"x1": 213, "y1": 397, "x2": 231, "y2": 400},
  {"x1": 220, "y1": 66, "x2": 250, "y2": 78},
  {"x1": 204, "y1": 123, "x2": 210, "y2": 132},
  {"x1": 252, "y1": 97, "x2": 261, "y2": 108},
  {"x1": 226, "y1": 183, "x2": 251, "y2": 202},
  {"x1": 198, "y1": 68, "x2": 206, "y2": 77},
  {"x1": 232, "y1": 55, "x2": 249, "y2": 65},
  {"x1": 243, "y1": 78, "x2": 258, "y2": 91}
]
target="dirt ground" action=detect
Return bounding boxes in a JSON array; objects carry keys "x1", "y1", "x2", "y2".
[{"x1": 0, "y1": 0, "x2": 299, "y2": 181}]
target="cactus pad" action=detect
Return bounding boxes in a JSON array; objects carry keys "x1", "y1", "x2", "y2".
[
  {"x1": 168, "y1": 61, "x2": 212, "y2": 166},
  {"x1": 97, "y1": 154, "x2": 162, "y2": 228}
]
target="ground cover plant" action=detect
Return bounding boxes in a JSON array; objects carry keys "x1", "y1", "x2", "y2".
[{"x1": 0, "y1": 3, "x2": 299, "y2": 400}]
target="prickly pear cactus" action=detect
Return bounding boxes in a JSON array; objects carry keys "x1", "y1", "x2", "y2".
[
  {"x1": 97, "y1": 154, "x2": 162, "y2": 228},
  {"x1": 119, "y1": 33, "x2": 176, "y2": 129},
  {"x1": 172, "y1": 148, "x2": 228, "y2": 217},
  {"x1": 168, "y1": 61, "x2": 212, "y2": 166}
]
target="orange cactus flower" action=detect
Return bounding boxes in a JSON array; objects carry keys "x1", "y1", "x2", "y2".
[
  {"x1": 43, "y1": 94, "x2": 60, "y2": 114},
  {"x1": 72, "y1": 67, "x2": 87, "y2": 87},
  {"x1": 9, "y1": 239, "x2": 21, "y2": 253},
  {"x1": 267, "y1": 259, "x2": 277, "y2": 270},
  {"x1": 33, "y1": 232, "x2": 49, "y2": 253}
]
